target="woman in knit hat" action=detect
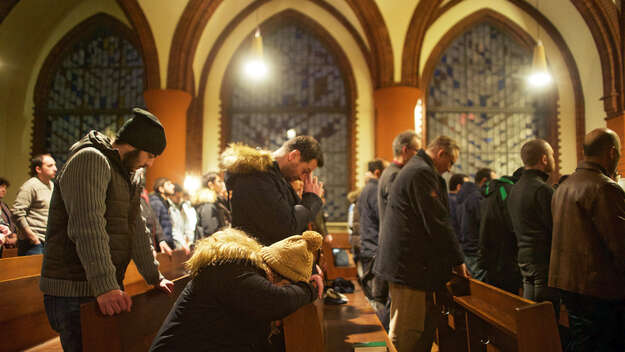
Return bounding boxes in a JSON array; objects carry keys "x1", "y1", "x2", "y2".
[{"x1": 150, "y1": 228, "x2": 323, "y2": 352}]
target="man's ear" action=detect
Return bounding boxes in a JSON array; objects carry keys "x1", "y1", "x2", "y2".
[
  {"x1": 288, "y1": 149, "x2": 300, "y2": 162},
  {"x1": 35, "y1": 166, "x2": 42, "y2": 175},
  {"x1": 541, "y1": 153, "x2": 548, "y2": 166},
  {"x1": 436, "y1": 148, "x2": 446, "y2": 160},
  {"x1": 374, "y1": 169, "x2": 381, "y2": 178}
]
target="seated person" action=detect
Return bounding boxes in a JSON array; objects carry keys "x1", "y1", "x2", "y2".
[{"x1": 150, "y1": 228, "x2": 324, "y2": 352}]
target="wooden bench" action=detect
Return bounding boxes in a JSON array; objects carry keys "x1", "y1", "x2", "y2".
[
  {"x1": 1, "y1": 246, "x2": 18, "y2": 258},
  {"x1": 437, "y1": 275, "x2": 562, "y2": 352},
  {"x1": 323, "y1": 279, "x2": 397, "y2": 352},
  {"x1": 322, "y1": 233, "x2": 357, "y2": 280},
  {"x1": 1, "y1": 249, "x2": 190, "y2": 352},
  {"x1": 81, "y1": 275, "x2": 191, "y2": 351}
]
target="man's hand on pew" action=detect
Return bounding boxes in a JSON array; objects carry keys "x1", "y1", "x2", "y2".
[
  {"x1": 310, "y1": 274, "x2": 324, "y2": 299},
  {"x1": 157, "y1": 278, "x2": 174, "y2": 295},
  {"x1": 97, "y1": 289, "x2": 132, "y2": 316},
  {"x1": 453, "y1": 263, "x2": 471, "y2": 278}
]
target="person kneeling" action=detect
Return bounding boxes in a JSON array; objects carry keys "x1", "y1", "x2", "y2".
[{"x1": 150, "y1": 228, "x2": 324, "y2": 351}]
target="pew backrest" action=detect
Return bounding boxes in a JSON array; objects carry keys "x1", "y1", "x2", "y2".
[
  {"x1": 81, "y1": 275, "x2": 190, "y2": 352},
  {"x1": 0, "y1": 254, "x2": 43, "y2": 281}
]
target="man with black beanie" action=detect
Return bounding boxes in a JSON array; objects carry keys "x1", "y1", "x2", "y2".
[{"x1": 40, "y1": 108, "x2": 174, "y2": 352}]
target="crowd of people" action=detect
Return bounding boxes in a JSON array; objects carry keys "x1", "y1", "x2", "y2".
[
  {"x1": 0, "y1": 105, "x2": 623, "y2": 352},
  {"x1": 347, "y1": 128, "x2": 624, "y2": 351}
]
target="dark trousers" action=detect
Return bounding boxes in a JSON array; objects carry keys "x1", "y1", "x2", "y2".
[
  {"x1": 18, "y1": 239, "x2": 44, "y2": 256},
  {"x1": 44, "y1": 295, "x2": 94, "y2": 352},
  {"x1": 519, "y1": 262, "x2": 560, "y2": 319},
  {"x1": 562, "y1": 291, "x2": 625, "y2": 352}
]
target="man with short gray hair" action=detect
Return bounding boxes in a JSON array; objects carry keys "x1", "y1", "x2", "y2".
[{"x1": 375, "y1": 135, "x2": 468, "y2": 351}]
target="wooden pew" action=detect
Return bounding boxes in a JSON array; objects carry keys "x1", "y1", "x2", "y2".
[
  {"x1": 1, "y1": 249, "x2": 190, "y2": 352},
  {"x1": 283, "y1": 300, "x2": 325, "y2": 352},
  {"x1": 0, "y1": 253, "x2": 43, "y2": 281},
  {"x1": 322, "y1": 233, "x2": 357, "y2": 280},
  {"x1": 438, "y1": 275, "x2": 562, "y2": 352},
  {"x1": 323, "y1": 279, "x2": 397, "y2": 352},
  {"x1": 81, "y1": 275, "x2": 190, "y2": 352},
  {"x1": 2, "y1": 246, "x2": 18, "y2": 258}
]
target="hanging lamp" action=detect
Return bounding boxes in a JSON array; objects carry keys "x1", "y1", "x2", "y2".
[
  {"x1": 527, "y1": 0, "x2": 552, "y2": 87},
  {"x1": 244, "y1": 28, "x2": 268, "y2": 80}
]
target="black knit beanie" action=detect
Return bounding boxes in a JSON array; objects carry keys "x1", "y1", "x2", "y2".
[{"x1": 116, "y1": 108, "x2": 167, "y2": 155}]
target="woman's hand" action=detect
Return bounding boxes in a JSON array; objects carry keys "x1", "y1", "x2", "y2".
[{"x1": 310, "y1": 274, "x2": 324, "y2": 299}]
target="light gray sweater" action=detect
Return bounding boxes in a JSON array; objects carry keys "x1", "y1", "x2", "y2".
[{"x1": 12, "y1": 177, "x2": 53, "y2": 241}]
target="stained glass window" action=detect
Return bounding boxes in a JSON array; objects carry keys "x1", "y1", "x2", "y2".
[
  {"x1": 229, "y1": 24, "x2": 350, "y2": 221},
  {"x1": 42, "y1": 26, "x2": 145, "y2": 166},
  {"x1": 427, "y1": 23, "x2": 548, "y2": 176}
]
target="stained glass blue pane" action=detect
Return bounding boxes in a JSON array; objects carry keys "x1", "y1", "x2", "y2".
[
  {"x1": 427, "y1": 23, "x2": 544, "y2": 177},
  {"x1": 230, "y1": 24, "x2": 349, "y2": 221},
  {"x1": 44, "y1": 26, "x2": 145, "y2": 166}
]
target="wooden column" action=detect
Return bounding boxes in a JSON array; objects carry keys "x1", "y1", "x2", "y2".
[
  {"x1": 143, "y1": 89, "x2": 192, "y2": 190},
  {"x1": 606, "y1": 114, "x2": 625, "y2": 175},
  {"x1": 373, "y1": 86, "x2": 424, "y2": 162}
]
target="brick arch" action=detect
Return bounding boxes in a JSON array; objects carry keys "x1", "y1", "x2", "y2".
[
  {"x1": 32, "y1": 13, "x2": 146, "y2": 157},
  {"x1": 219, "y1": 9, "x2": 359, "y2": 188},
  {"x1": 344, "y1": 0, "x2": 393, "y2": 88},
  {"x1": 420, "y1": 9, "x2": 563, "y2": 177},
  {"x1": 570, "y1": 0, "x2": 622, "y2": 118},
  {"x1": 116, "y1": 0, "x2": 160, "y2": 89}
]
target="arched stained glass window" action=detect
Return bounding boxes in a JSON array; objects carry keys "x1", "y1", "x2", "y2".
[
  {"x1": 35, "y1": 17, "x2": 146, "y2": 166},
  {"x1": 228, "y1": 22, "x2": 351, "y2": 221},
  {"x1": 427, "y1": 22, "x2": 550, "y2": 176}
]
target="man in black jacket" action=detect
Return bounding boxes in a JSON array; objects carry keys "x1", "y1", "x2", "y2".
[
  {"x1": 507, "y1": 139, "x2": 559, "y2": 317},
  {"x1": 375, "y1": 136, "x2": 468, "y2": 352},
  {"x1": 222, "y1": 136, "x2": 324, "y2": 245}
]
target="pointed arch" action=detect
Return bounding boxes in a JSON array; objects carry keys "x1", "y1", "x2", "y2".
[
  {"x1": 421, "y1": 9, "x2": 563, "y2": 176},
  {"x1": 32, "y1": 13, "x2": 147, "y2": 160},
  {"x1": 220, "y1": 9, "x2": 358, "y2": 209}
]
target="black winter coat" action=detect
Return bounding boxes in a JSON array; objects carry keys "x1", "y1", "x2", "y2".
[
  {"x1": 455, "y1": 182, "x2": 483, "y2": 256},
  {"x1": 507, "y1": 169, "x2": 554, "y2": 265},
  {"x1": 374, "y1": 150, "x2": 464, "y2": 290},
  {"x1": 477, "y1": 176, "x2": 521, "y2": 284},
  {"x1": 227, "y1": 162, "x2": 322, "y2": 245},
  {"x1": 150, "y1": 262, "x2": 315, "y2": 352}
]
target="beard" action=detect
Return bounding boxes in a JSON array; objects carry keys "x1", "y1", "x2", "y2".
[{"x1": 122, "y1": 149, "x2": 142, "y2": 172}]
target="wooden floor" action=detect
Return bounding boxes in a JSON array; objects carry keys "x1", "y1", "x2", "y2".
[{"x1": 323, "y1": 282, "x2": 396, "y2": 352}]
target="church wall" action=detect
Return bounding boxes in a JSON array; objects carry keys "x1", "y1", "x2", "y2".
[
  {"x1": 418, "y1": 1, "x2": 590, "y2": 175},
  {"x1": 374, "y1": 0, "x2": 420, "y2": 83},
  {"x1": 138, "y1": 0, "x2": 187, "y2": 90},
  {"x1": 197, "y1": 0, "x2": 374, "y2": 188},
  {"x1": 0, "y1": 0, "x2": 129, "y2": 203}
]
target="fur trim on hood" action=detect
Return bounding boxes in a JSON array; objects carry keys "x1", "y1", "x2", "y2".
[
  {"x1": 220, "y1": 143, "x2": 274, "y2": 175},
  {"x1": 185, "y1": 228, "x2": 269, "y2": 277}
]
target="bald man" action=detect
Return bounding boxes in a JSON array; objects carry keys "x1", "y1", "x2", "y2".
[
  {"x1": 550, "y1": 128, "x2": 625, "y2": 351},
  {"x1": 507, "y1": 139, "x2": 560, "y2": 317}
]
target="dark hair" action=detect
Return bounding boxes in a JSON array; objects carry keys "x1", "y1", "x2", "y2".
[
  {"x1": 202, "y1": 172, "x2": 219, "y2": 187},
  {"x1": 153, "y1": 177, "x2": 170, "y2": 193},
  {"x1": 173, "y1": 183, "x2": 183, "y2": 194},
  {"x1": 449, "y1": 173, "x2": 468, "y2": 191},
  {"x1": 392, "y1": 130, "x2": 418, "y2": 157},
  {"x1": 0, "y1": 177, "x2": 9, "y2": 188},
  {"x1": 367, "y1": 159, "x2": 385, "y2": 173},
  {"x1": 283, "y1": 136, "x2": 324, "y2": 167},
  {"x1": 583, "y1": 132, "x2": 618, "y2": 157},
  {"x1": 30, "y1": 154, "x2": 51, "y2": 177},
  {"x1": 521, "y1": 139, "x2": 549, "y2": 166},
  {"x1": 475, "y1": 168, "x2": 494, "y2": 184}
]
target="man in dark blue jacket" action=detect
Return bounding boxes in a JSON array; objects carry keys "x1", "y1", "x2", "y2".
[
  {"x1": 455, "y1": 168, "x2": 495, "y2": 280},
  {"x1": 149, "y1": 177, "x2": 175, "y2": 253},
  {"x1": 375, "y1": 136, "x2": 468, "y2": 352},
  {"x1": 358, "y1": 159, "x2": 386, "y2": 300}
]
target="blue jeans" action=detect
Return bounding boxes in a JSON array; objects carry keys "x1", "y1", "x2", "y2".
[
  {"x1": 519, "y1": 262, "x2": 560, "y2": 320},
  {"x1": 17, "y1": 239, "x2": 44, "y2": 256},
  {"x1": 562, "y1": 292, "x2": 625, "y2": 352},
  {"x1": 44, "y1": 295, "x2": 94, "y2": 352}
]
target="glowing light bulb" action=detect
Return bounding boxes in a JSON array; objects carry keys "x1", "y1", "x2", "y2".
[
  {"x1": 183, "y1": 175, "x2": 201, "y2": 194},
  {"x1": 286, "y1": 129, "x2": 296, "y2": 139},
  {"x1": 244, "y1": 59, "x2": 268, "y2": 80},
  {"x1": 528, "y1": 71, "x2": 552, "y2": 87}
]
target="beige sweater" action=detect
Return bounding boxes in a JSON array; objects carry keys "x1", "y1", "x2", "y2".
[{"x1": 12, "y1": 177, "x2": 53, "y2": 241}]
